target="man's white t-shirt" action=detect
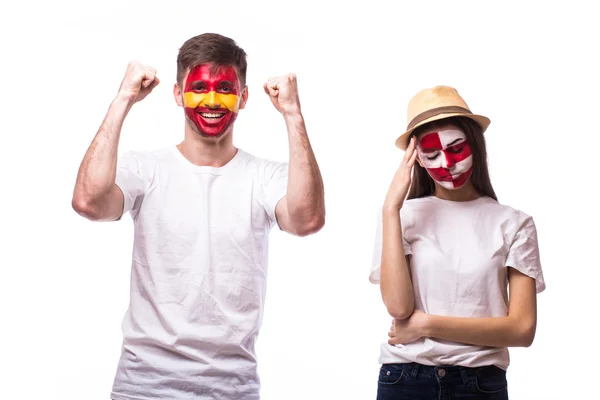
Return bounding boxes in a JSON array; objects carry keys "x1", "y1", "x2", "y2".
[
  {"x1": 370, "y1": 196, "x2": 546, "y2": 370},
  {"x1": 111, "y1": 146, "x2": 288, "y2": 400}
]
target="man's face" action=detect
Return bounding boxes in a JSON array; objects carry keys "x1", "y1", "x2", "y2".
[
  {"x1": 182, "y1": 64, "x2": 242, "y2": 137},
  {"x1": 417, "y1": 126, "x2": 473, "y2": 189}
]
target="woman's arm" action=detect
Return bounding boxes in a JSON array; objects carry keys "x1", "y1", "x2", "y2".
[
  {"x1": 379, "y1": 137, "x2": 419, "y2": 320},
  {"x1": 380, "y1": 209, "x2": 414, "y2": 320},
  {"x1": 389, "y1": 267, "x2": 537, "y2": 347}
]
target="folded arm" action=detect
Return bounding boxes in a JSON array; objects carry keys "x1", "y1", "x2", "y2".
[{"x1": 390, "y1": 267, "x2": 537, "y2": 347}]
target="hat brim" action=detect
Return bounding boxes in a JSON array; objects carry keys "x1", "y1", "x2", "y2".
[{"x1": 395, "y1": 113, "x2": 491, "y2": 150}]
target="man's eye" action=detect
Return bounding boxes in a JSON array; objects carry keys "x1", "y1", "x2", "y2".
[
  {"x1": 425, "y1": 153, "x2": 440, "y2": 161},
  {"x1": 194, "y1": 85, "x2": 206, "y2": 91},
  {"x1": 219, "y1": 86, "x2": 231, "y2": 92}
]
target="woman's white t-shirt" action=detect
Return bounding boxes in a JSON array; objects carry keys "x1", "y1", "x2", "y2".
[{"x1": 369, "y1": 196, "x2": 546, "y2": 370}]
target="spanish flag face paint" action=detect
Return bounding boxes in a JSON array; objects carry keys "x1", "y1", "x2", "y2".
[{"x1": 183, "y1": 64, "x2": 241, "y2": 137}]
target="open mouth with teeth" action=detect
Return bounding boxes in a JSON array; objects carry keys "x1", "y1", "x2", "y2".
[
  {"x1": 185, "y1": 105, "x2": 238, "y2": 137},
  {"x1": 193, "y1": 106, "x2": 231, "y2": 127},
  {"x1": 198, "y1": 111, "x2": 226, "y2": 120}
]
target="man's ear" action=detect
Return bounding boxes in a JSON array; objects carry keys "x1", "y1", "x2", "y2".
[
  {"x1": 238, "y1": 85, "x2": 249, "y2": 110},
  {"x1": 174, "y1": 83, "x2": 183, "y2": 107}
]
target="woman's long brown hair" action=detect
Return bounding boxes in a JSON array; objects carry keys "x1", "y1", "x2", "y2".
[{"x1": 406, "y1": 117, "x2": 498, "y2": 201}]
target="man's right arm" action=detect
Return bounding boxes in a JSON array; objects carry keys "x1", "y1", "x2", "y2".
[{"x1": 71, "y1": 61, "x2": 159, "y2": 221}]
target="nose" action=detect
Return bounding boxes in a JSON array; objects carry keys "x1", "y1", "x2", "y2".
[
  {"x1": 204, "y1": 91, "x2": 220, "y2": 108},
  {"x1": 442, "y1": 152, "x2": 456, "y2": 169}
]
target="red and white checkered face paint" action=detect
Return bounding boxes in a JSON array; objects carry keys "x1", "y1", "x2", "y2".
[{"x1": 417, "y1": 129, "x2": 473, "y2": 190}]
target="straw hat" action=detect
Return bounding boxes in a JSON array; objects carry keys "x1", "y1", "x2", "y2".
[{"x1": 395, "y1": 85, "x2": 491, "y2": 150}]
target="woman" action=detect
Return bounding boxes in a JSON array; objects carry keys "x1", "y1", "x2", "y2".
[{"x1": 369, "y1": 85, "x2": 545, "y2": 400}]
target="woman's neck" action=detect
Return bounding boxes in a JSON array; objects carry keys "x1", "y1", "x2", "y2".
[{"x1": 433, "y1": 181, "x2": 481, "y2": 202}]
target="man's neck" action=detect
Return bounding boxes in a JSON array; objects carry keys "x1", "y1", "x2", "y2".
[{"x1": 177, "y1": 128, "x2": 237, "y2": 167}]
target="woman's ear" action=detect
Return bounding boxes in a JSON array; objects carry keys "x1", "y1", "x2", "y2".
[{"x1": 416, "y1": 153, "x2": 423, "y2": 167}]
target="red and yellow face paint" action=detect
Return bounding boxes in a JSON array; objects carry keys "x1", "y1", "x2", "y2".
[{"x1": 183, "y1": 64, "x2": 241, "y2": 137}]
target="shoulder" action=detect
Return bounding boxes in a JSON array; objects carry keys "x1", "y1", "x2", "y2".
[
  {"x1": 120, "y1": 147, "x2": 168, "y2": 166},
  {"x1": 238, "y1": 149, "x2": 288, "y2": 179},
  {"x1": 117, "y1": 147, "x2": 174, "y2": 182},
  {"x1": 481, "y1": 198, "x2": 535, "y2": 225},
  {"x1": 400, "y1": 196, "x2": 436, "y2": 218},
  {"x1": 240, "y1": 149, "x2": 287, "y2": 167},
  {"x1": 403, "y1": 197, "x2": 436, "y2": 209},
  {"x1": 478, "y1": 199, "x2": 538, "y2": 241}
]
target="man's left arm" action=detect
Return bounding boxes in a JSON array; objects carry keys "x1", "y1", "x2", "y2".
[{"x1": 264, "y1": 74, "x2": 325, "y2": 236}]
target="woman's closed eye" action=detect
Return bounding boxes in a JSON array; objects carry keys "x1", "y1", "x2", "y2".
[
  {"x1": 425, "y1": 153, "x2": 440, "y2": 161},
  {"x1": 446, "y1": 146, "x2": 464, "y2": 154}
]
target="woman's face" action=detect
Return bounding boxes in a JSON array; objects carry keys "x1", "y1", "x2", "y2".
[{"x1": 416, "y1": 123, "x2": 473, "y2": 190}]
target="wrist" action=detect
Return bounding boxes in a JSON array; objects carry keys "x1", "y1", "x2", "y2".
[
  {"x1": 382, "y1": 201, "x2": 402, "y2": 214},
  {"x1": 113, "y1": 92, "x2": 136, "y2": 109},
  {"x1": 420, "y1": 313, "x2": 434, "y2": 338},
  {"x1": 104, "y1": 95, "x2": 135, "y2": 127},
  {"x1": 282, "y1": 107, "x2": 303, "y2": 120}
]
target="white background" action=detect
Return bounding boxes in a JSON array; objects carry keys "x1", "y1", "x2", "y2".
[{"x1": 1, "y1": 1, "x2": 598, "y2": 399}]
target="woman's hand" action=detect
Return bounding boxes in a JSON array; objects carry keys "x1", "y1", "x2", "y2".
[
  {"x1": 384, "y1": 136, "x2": 418, "y2": 211},
  {"x1": 388, "y1": 309, "x2": 429, "y2": 345}
]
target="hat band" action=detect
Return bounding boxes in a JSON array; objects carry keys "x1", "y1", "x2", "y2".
[{"x1": 407, "y1": 106, "x2": 472, "y2": 130}]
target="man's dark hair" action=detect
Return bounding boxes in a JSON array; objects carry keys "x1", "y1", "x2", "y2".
[{"x1": 177, "y1": 33, "x2": 248, "y2": 87}]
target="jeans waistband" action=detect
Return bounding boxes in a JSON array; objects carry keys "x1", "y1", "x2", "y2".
[{"x1": 383, "y1": 362, "x2": 506, "y2": 385}]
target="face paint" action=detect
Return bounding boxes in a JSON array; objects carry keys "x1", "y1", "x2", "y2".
[
  {"x1": 183, "y1": 64, "x2": 241, "y2": 137},
  {"x1": 417, "y1": 129, "x2": 473, "y2": 189}
]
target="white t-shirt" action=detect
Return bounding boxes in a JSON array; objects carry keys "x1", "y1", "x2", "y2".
[
  {"x1": 111, "y1": 146, "x2": 288, "y2": 400},
  {"x1": 369, "y1": 196, "x2": 545, "y2": 370}
]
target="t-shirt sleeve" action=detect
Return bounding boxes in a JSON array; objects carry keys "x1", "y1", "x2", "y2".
[
  {"x1": 259, "y1": 160, "x2": 289, "y2": 227},
  {"x1": 505, "y1": 214, "x2": 546, "y2": 293},
  {"x1": 369, "y1": 207, "x2": 412, "y2": 284},
  {"x1": 115, "y1": 151, "x2": 148, "y2": 219}
]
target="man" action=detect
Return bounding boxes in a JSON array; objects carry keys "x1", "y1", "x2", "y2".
[{"x1": 72, "y1": 33, "x2": 325, "y2": 400}]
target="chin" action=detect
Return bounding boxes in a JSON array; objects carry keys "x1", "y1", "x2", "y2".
[
  {"x1": 185, "y1": 117, "x2": 234, "y2": 140},
  {"x1": 197, "y1": 128, "x2": 231, "y2": 139},
  {"x1": 435, "y1": 169, "x2": 473, "y2": 190}
]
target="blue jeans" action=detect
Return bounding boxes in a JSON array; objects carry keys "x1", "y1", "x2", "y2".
[{"x1": 377, "y1": 363, "x2": 509, "y2": 400}]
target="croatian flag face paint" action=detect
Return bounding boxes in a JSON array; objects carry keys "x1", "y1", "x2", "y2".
[
  {"x1": 417, "y1": 129, "x2": 473, "y2": 189},
  {"x1": 183, "y1": 64, "x2": 241, "y2": 137}
]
